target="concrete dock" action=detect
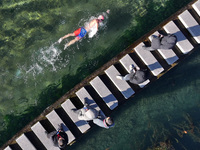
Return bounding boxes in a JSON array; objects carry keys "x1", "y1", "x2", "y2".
[{"x1": 2, "y1": 0, "x2": 200, "y2": 149}]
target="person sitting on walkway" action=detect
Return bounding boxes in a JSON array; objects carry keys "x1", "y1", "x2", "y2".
[
  {"x1": 143, "y1": 33, "x2": 177, "y2": 51},
  {"x1": 72, "y1": 99, "x2": 99, "y2": 121},
  {"x1": 93, "y1": 110, "x2": 114, "y2": 129},
  {"x1": 45, "y1": 123, "x2": 68, "y2": 149},
  {"x1": 58, "y1": 10, "x2": 110, "y2": 49},
  {"x1": 116, "y1": 65, "x2": 149, "y2": 85},
  {"x1": 72, "y1": 98, "x2": 114, "y2": 129}
]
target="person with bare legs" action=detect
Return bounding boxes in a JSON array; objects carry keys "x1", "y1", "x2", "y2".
[{"x1": 58, "y1": 10, "x2": 110, "y2": 49}]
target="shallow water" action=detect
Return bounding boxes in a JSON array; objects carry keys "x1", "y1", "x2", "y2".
[{"x1": 0, "y1": 0, "x2": 196, "y2": 148}]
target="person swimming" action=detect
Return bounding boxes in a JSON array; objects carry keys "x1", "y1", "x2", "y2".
[{"x1": 58, "y1": 10, "x2": 110, "y2": 49}]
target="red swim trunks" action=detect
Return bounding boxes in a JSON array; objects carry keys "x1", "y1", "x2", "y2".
[
  {"x1": 74, "y1": 28, "x2": 81, "y2": 36},
  {"x1": 74, "y1": 27, "x2": 87, "y2": 39}
]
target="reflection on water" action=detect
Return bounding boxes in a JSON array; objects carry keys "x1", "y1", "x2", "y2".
[{"x1": 0, "y1": 0, "x2": 195, "y2": 148}]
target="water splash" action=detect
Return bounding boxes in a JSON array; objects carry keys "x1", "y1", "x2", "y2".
[
  {"x1": 26, "y1": 63, "x2": 43, "y2": 75},
  {"x1": 39, "y1": 44, "x2": 61, "y2": 71},
  {"x1": 21, "y1": 42, "x2": 63, "y2": 79}
]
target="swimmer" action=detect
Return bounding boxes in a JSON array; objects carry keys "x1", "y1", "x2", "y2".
[{"x1": 58, "y1": 10, "x2": 110, "y2": 49}]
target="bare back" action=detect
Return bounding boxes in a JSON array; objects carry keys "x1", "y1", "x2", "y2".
[{"x1": 85, "y1": 19, "x2": 99, "y2": 32}]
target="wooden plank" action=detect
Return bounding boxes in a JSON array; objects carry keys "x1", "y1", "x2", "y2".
[
  {"x1": 61, "y1": 99, "x2": 90, "y2": 133},
  {"x1": 16, "y1": 134, "x2": 36, "y2": 150},
  {"x1": 163, "y1": 21, "x2": 194, "y2": 54},
  {"x1": 46, "y1": 110, "x2": 75, "y2": 144},
  {"x1": 105, "y1": 65, "x2": 135, "y2": 99},
  {"x1": 31, "y1": 122, "x2": 60, "y2": 150},
  {"x1": 119, "y1": 54, "x2": 150, "y2": 88},
  {"x1": 149, "y1": 31, "x2": 179, "y2": 65},
  {"x1": 192, "y1": 0, "x2": 200, "y2": 17},
  {"x1": 178, "y1": 10, "x2": 200, "y2": 43},
  {"x1": 134, "y1": 43, "x2": 164, "y2": 76},
  {"x1": 90, "y1": 76, "x2": 118, "y2": 110}
]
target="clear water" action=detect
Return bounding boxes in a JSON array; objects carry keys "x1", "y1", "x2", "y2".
[{"x1": 0, "y1": 0, "x2": 197, "y2": 149}]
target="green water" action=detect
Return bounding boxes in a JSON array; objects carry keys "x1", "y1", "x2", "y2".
[
  {"x1": 68, "y1": 48, "x2": 200, "y2": 150},
  {"x1": 0, "y1": 0, "x2": 197, "y2": 148}
]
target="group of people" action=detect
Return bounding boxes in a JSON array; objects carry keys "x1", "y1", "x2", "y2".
[
  {"x1": 48, "y1": 9, "x2": 178, "y2": 149},
  {"x1": 57, "y1": 7, "x2": 177, "y2": 84},
  {"x1": 46, "y1": 10, "x2": 114, "y2": 149},
  {"x1": 72, "y1": 99, "x2": 114, "y2": 129},
  {"x1": 45, "y1": 100, "x2": 114, "y2": 149},
  {"x1": 116, "y1": 33, "x2": 177, "y2": 83}
]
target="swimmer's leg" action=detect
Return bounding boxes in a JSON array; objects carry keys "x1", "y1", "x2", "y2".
[
  {"x1": 58, "y1": 33, "x2": 75, "y2": 43},
  {"x1": 64, "y1": 37, "x2": 79, "y2": 49}
]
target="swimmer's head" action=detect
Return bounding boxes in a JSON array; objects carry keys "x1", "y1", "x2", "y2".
[{"x1": 98, "y1": 15, "x2": 104, "y2": 22}]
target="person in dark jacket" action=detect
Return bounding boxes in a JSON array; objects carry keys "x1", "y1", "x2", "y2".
[
  {"x1": 143, "y1": 33, "x2": 177, "y2": 51},
  {"x1": 46, "y1": 123, "x2": 68, "y2": 149},
  {"x1": 116, "y1": 65, "x2": 148, "y2": 85}
]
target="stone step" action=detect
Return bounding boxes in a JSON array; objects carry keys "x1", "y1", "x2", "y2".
[
  {"x1": 31, "y1": 122, "x2": 59, "y2": 150},
  {"x1": 192, "y1": 0, "x2": 200, "y2": 17},
  {"x1": 149, "y1": 31, "x2": 179, "y2": 65},
  {"x1": 16, "y1": 134, "x2": 36, "y2": 150},
  {"x1": 134, "y1": 43, "x2": 164, "y2": 76},
  {"x1": 119, "y1": 54, "x2": 150, "y2": 88},
  {"x1": 105, "y1": 65, "x2": 135, "y2": 99},
  {"x1": 90, "y1": 76, "x2": 118, "y2": 110},
  {"x1": 163, "y1": 21, "x2": 194, "y2": 54},
  {"x1": 75, "y1": 87, "x2": 104, "y2": 113},
  {"x1": 61, "y1": 99, "x2": 90, "y2": 133},
  {"x1": 178, "y1": 10, "x2": 200, "y2": 43},
  {"x1": 46, "y1": 110, "x2": 75, "y2": 144}
]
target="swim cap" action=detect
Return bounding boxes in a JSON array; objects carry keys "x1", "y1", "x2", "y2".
[{"x1": 98, "y1": 15, "x2": 104, "y2": 21}]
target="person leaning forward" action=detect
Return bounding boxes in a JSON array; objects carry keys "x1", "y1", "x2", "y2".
[
  {"x1": 92, "y1": 109, "x2": 114, "y2": 129},
  {"x1": 72, "y1": 99, "x2": 115, "y2": 129},
  {"x1": 71, "y1": 100, "x2": 99, "y2": 121},
  {"x1": 116, "y1": 64, "x2": 149, "y2": 85},
  {"x1": 45, "y1": 123, "x2": 68, "y2": 149},
  {"x1": 143, "y1": 33, "x2": 177, "y2": 51}
]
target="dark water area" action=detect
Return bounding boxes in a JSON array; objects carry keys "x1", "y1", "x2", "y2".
[
  {"x1": 0, "y1": 0, "x2": 197, "y2": 149},
  {"x1": 68, "y1": 48, "x2": 200, "y2": 150}
]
